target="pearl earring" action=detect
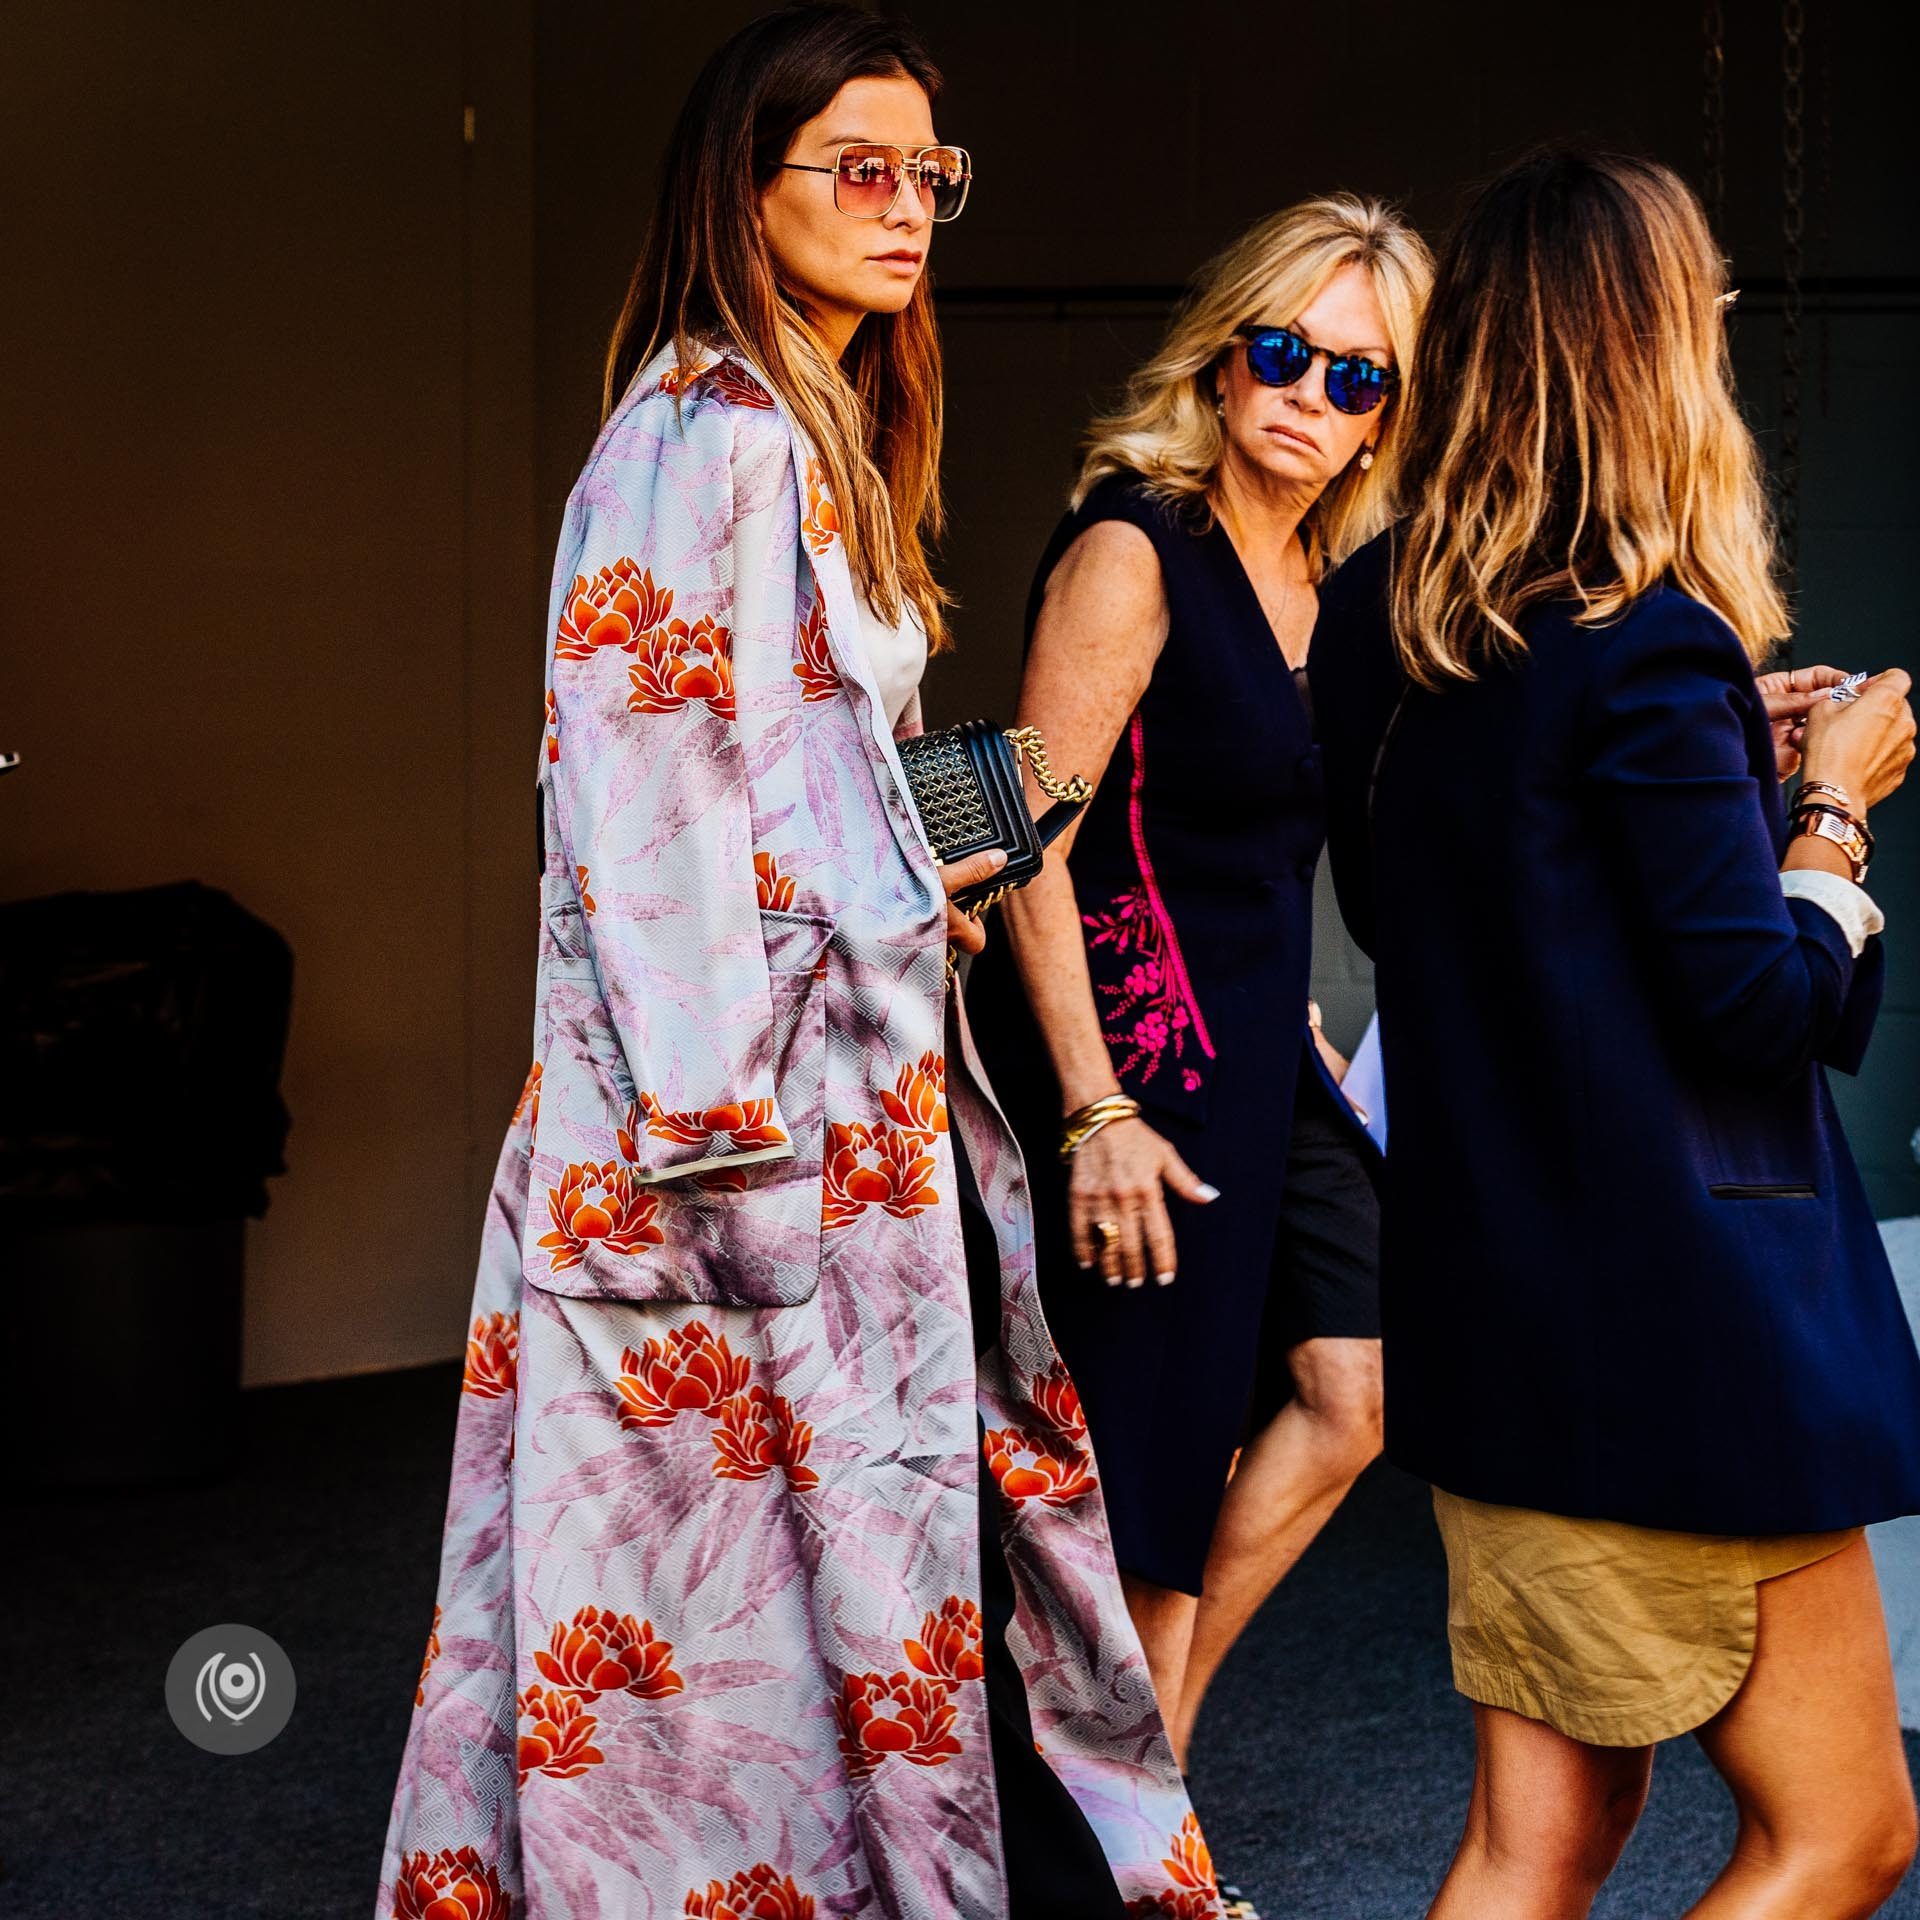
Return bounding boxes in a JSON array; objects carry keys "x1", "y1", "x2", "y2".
[
  {"x1": 1214, "y1": 393, "x2": 1226, "y2": 419},
  {"x1": 1358, "y1": 446, "x2": 1375, "y2": 471}
]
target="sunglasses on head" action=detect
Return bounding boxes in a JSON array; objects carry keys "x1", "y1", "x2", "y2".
[
  {"x1": 1239, "y1": 323, "x2": 1399, "y2": 416},
  {"x1": 779, "y1": 142, "x2": 972, "y2": 223}
]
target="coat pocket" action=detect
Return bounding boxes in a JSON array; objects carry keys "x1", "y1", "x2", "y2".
[{"x1": 519, "y1": 911, "x2": 830, "y2": 1308}]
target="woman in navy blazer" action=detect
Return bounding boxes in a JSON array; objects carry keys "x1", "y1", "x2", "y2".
[{"x1": 1310, "y1": 149, "x2": 1920, "y2": 1918}]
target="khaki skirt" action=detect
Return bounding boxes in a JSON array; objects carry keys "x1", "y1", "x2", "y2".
[{"x1": 1431, "y1": 1487, "x2": 1861, "y2": 1747}]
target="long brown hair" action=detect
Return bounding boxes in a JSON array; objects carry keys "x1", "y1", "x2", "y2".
[
  {"x1": 603, "y1": 3, "x2": 954, "y2": 650},
  {"x1": 1390, "y1": 148, "x2": 1788, "y2": 689},
  {"x1": 1074, "y1": 195, "x2": 1432, "y2": 581}
]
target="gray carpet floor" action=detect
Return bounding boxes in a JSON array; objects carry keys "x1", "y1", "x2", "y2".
[{"x1": 6, "y1": 1360, "x2": 1919, "y2": 1917}]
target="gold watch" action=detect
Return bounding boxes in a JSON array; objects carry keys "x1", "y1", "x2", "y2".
[{"x1": 1791, "y1": 804, "x2": 1873, "y2": 884}]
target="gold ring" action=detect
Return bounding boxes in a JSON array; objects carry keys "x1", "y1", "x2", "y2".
[{"x1": 1092, "y1": 1219, "x2": 1121, "y2": 1248}]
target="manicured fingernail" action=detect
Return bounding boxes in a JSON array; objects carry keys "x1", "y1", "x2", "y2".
[
  {"x1": 1156, "y1": 1271, "x2": 1176, "y2": 1286},
  {"x1": 1126, "y1": 1275, "x2": 1144, "y2": 1289},
  {"x1": 1197, "y1": 1183, "x2": 1221, "y2": 1201},
  {"x1": 985, "y1": 847, "x2": 1008, "y2": 868},
  {"x1": 1105, "y1": 1273, "x2": 1122, "y2": 1288}
]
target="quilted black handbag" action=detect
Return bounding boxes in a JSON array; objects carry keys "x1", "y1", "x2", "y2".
[{"x1": 895, "y1": 723, "x2": 1092, "y2": 915}]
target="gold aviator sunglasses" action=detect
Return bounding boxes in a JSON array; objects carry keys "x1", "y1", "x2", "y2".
[{"x1": 779, "y1": 142, "x2": 972, "y2": 222}]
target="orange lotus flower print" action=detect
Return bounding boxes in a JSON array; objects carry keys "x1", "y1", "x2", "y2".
[
  {"x1": 1124, "y1": 1812, "x2": 1222, "y2": 1918},
  {"x1": 685, "y1": 1865, "x2": 815, "y2": 1920},
  {"x1": 793, "y1": 597, "x2": 842, "y2": 703},
  {"x1": 820, "y1": 1122, "x2": 940, "y2": 1229},
  {"x1": 512, "y1": 1059, "x2": 541, "y2": 1130},
  {"x1": 983, "y1": 1425, "x2": 1099, "y2": 1509},
  {"x1": 754, "y1": 850, "x2": 796, "y2": 913},
  {"x1": 556, "y1": 557, "x2": 672, "y2": 660},
  {"x1": 832, "y1": 1669, "x2": 963, "y2": 1776},
  {"x1": 880, "y1": 1051, "x2": 947, "y2": 1137},
  {"x1": 544, "y1": 687, "x2": 559, "y2": 762},
  {"x1": 576, "y1": 865, "x2": 596, "y2": 914},
  {"x1": 628, "y1": 615, "x2": 737, "y2": 722},
  {"x1": 392, "y1": 1845, "x2": 512, "y2": 1920},
  {"x1": 534, "y1": 1605, "x2": 684, "y2": 1701},
  {"x1": 801, "y1": 456, "x2": 840, "y2": 556},
  {"x1": 1164, "y1": 1813, "x2": 1217, "y2": 1896},
  {"x1": 463, "y1": 1311, "x2": 518, "y2": 1400},
  {"x1": 711, "y1": 1386, "x2": 820, "y2": 1491},
  {"x1": 1030, "y1": 1360, "x2": 1087, "y2": 1442},
  {"x1": 537, "y1": 1163, "x2": 664, "y2": 1274},
  {"x1": 517, "y1": 1684, "x2": 606, "y2": 1785},
  {"x1": 414, "y1": 1603, "x2": 443, "y2": 1708},
  {"x1": 615, "y1": 1321, "x2": 752, "y2": 1428},
  {"x1": 635, "y1": 1093, "x2": 789, "y2": 1154},
  {"x1": 903, "y1": 1595, "x2": 984, "y2": 1690}
]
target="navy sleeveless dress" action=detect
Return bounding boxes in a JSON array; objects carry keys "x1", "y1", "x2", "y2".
[{"x1": 967, "y1": 470, "x2": 1381, "y2": 1597}]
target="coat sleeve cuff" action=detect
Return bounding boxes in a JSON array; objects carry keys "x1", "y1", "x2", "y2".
[{"x1": 1780, "y1": 868, "x2": 1886, "y2": 958}]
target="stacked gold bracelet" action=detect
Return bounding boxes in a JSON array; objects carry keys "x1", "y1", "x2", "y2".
[{"x1": 1058, "y1": 1093, "x2": 1142, "y2": 1161}]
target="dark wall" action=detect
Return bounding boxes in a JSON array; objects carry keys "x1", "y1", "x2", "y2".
[{"x1": 1, "y1": 0, "x2": 538, "y2": 1381}]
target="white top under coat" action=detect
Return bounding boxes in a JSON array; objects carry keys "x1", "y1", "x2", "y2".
[{"x1": 854, "y1": 590, "x2": 929, "y2": 734}]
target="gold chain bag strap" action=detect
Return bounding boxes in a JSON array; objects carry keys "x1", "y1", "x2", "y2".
[{"x1": 895, "y1": 722, "x2": 1091, "y2": 914}]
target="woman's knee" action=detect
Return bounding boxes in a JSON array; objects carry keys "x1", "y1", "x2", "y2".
[
  {"x1": 1744, "y1": 1784, "x2": 1919, "y2": 1914},
  {"x1": 1833, "y1": 1782, "x2": 1918, "y2": 1908},
  {"x1": 1293, "y1": 1338, "x2": 1384, "y2": 1461}
]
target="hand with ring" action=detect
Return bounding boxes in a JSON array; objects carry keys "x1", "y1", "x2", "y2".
[{"x1": 1067, "y1": 1108, "x2": 1219, "y2": 1289}]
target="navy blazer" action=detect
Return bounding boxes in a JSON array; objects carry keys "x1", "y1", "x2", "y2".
[{"x1": 1307, "y1": 530, "x2": 1920, "y2": 1534}]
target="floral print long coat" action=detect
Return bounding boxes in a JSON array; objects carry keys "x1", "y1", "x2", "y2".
[{"x1": 375, "y1": 338, "x2": 1219, "y2": 1920}]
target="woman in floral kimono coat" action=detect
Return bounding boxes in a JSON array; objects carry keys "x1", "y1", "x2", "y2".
[{"x1": 376, "y1": 9, "x2": 1220, "y2": 1918}]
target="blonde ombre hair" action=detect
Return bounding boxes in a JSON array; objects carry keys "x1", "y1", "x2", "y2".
[
  {"x1": 1072, "y1": 194, "x2": 1432, "y2": 579},
  {"x1": 1390, "y1": 148, "x2": 1789, "y2": 689}
]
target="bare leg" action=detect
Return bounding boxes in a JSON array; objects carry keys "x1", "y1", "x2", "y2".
[
  {"x1": 1685, "y1": 1535, "x2": 1916, "y2": 1918},
  {"x1": 1121, "y1": 1572, "x2": 1199, "y2": 1745},
  {"x1": 1167, "y1": 1337, "x2": 1383, "y2": 1767},
  {"x1": 1428, "y1": 1704, "x2": 1652, "y2": 1919}
]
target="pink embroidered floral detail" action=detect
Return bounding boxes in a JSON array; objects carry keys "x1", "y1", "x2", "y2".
[{"x1": 1080, "y1": 713, "x2": 1216, "y2": 1094}]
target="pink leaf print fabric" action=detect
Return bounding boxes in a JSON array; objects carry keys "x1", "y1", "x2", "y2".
[{"x1": 1082, "y1": 714, "x2": 1217, "y2": 1098}]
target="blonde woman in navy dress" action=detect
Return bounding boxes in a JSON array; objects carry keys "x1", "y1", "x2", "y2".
[{"x1": 967, "y1": 199, "x2": 1432, "y2": 1817}]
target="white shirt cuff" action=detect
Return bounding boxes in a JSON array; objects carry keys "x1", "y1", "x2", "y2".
[{"x1": 1781, "y1": 867, "x2": 1885, "y2": 958}]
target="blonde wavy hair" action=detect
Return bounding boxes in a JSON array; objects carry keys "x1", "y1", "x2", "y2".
[
  {"x1": 1072, "y1": 194, "x2": 1432, "y2": 580},
  {"x1": 1390, "y1": 148, "x2": 1789, "y2": 688}
]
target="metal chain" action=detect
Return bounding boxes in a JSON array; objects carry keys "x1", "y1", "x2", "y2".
[
  {"x1": 1702, "y1": 0, "x2": 1727, "y2": 238},
  {"x1": 1005, "y1": 726, "x2": 1092, "y2": 805},
  {"x1": 1778, "y1": 0, "x2": 1806, "y2": 596}
]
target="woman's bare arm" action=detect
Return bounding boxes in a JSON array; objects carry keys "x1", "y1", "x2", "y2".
[
  {"x1": 999, "y1": 519, "x2": 1218, "y2": 1287},
  {"x1": 1002, "y1": 520, "x2": 1167, "y2": 1109}
]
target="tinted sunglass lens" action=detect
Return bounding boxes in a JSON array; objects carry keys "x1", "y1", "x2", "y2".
[
  {"x1": 1245, "y1": 330, "x2": 1313, "y2": 388},
  {"x1": 917, "y1": 148, "x2": 970, "y2": 220},
  {"x1": 836, "y1": 146, "x2": 903, "y2": 216},
  {"x1": 1326, "y1": 357, "x2": 1390, "y2": 415}
]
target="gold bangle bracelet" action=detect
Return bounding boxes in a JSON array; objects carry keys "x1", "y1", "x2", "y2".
[{"x1": 1059, "y1": 1094, "x2": 1142, "y2": 1160}]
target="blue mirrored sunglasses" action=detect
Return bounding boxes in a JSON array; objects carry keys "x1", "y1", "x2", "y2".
[{"x1": 1241, "y1": 324, "x2": 1398, "y2": 416}]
